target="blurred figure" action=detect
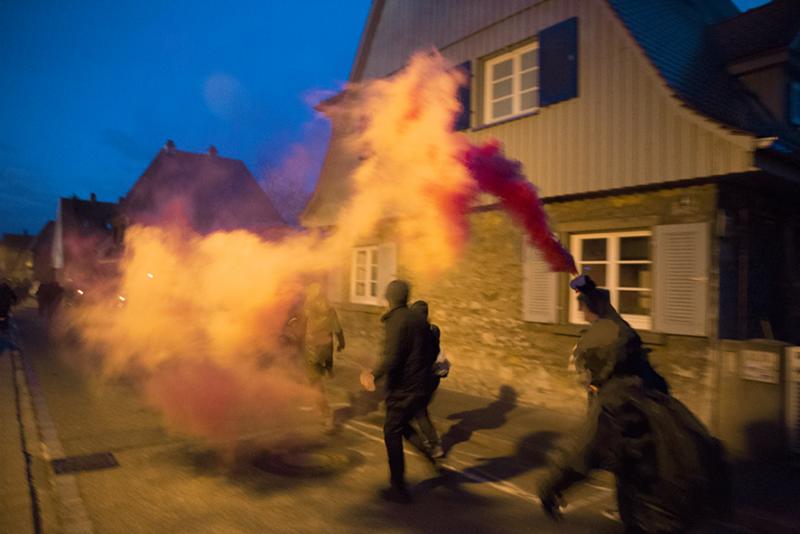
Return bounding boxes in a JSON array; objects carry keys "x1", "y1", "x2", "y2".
[
  {"x1": 361, "y1": 280, "x2": 438, "y2": 503},
  {"x1": 0, "y1": 279, "x2": 18, "y2": 332},
  {"x1": 36, "y1": 280, "x2": 64, "y2": 320},
  {"x1": 538, "y1": 276, "x2": 729, "y2": 532},
  {"x1": 410, "y1": 300, "x2": 448, "y2": 459},
  {"x1": 569, "y1": 274, "x2": 668, "y2": 401},
  {"x1": 303, "y1": 282, "x2": 345, "y2": 428}
]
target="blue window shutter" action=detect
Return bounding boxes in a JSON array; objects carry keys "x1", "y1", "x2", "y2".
[
  {"x1": 539, "y1": 17, "x2": 578, "y2": 107},
  {"x1": 454, "y1": 60, "x2": 472, "y2": 130}
]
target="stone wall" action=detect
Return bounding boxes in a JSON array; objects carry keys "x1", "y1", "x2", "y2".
[{"x1": 333, "y1": 184, "x2": 720, "y2": 422}]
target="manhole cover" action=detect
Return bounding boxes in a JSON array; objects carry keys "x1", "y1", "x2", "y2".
[
  {"x1": 52, "y1": 452, "x2": 119, "y2": 475},
  {"x1": 254, "y1": 449, "x2": 363, "y2": 478}
]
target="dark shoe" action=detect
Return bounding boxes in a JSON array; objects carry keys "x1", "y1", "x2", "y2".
[{"x1": 379, "y1": 486, "x2": 412, "y2": 504}]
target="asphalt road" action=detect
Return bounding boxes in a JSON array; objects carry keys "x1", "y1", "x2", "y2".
[{"x1": 12, "y1": 309, "x2": 628, "y2": 533}]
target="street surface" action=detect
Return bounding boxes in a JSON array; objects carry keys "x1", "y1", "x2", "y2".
[{"x1": 6, "y1": 308, "x2": 798, "y2": 533}]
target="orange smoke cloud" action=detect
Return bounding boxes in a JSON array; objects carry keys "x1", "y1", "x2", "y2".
[{"x1": 64, "y1": 50, "x2": 545, "y2": 443}]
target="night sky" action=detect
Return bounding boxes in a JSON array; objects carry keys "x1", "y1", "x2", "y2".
[{"x1": 0, "y1": 0, "x2": 773, "y2": 235}]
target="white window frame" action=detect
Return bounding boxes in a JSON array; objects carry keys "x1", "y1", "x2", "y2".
[
  {"x1": 569, "y1": 230, "x2": 653, "y2": 330},
  {"x1": 483, "y1": 41, "x2": 539, "y2": 125},
  {"x1": 350, "y1": 246, "x2": 380, "y2": 305}
]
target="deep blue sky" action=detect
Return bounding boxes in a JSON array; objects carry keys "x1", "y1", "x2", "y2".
[
  {"x1": 0, "y1": 0, "x2": 773, "y2": 235},
  {"x1": 0, "y1": 0, "x2": 371, "y2": 234}
]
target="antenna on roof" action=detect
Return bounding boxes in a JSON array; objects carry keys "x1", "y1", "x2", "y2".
[
  {"x1": 207, "y1": 145, "x2": 218, "y2": 157},
  {"x1": 164, "y1": 139, "x2": 176, "y2": 154}
]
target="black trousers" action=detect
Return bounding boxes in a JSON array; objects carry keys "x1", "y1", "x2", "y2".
[{"x1": 383, "y1": 393, "x2": 428, "y2": 488}]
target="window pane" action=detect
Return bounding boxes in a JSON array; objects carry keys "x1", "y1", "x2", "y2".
[
  {"x1": 580, "y1": 264, "x2": 606, "y2": 286},
  {"x1": 521, "y1": 50, "x2": 537, "y2": 70},
  {"x1": 371, "y1": 264, "x2": 378, "y2": 283},
  {"x1": 356, "y1": 250, "x2": 366, "y2": 266},
  {"x1": 520, "y1": 90, "x2": 538, "y2": 111},
  {"x1": 355, "y1": 282, "x2": 365, "y2": 297},
  {"x1": 492, "y1": 98, "x2": 513, "y2": 118},
  {"x1": 370, "y1": 281, "x2": 377, "y2": 297},
  {"x1": 619, "y1": 264, "x2": 651, "y2": 288},
  {"x1": 521, "y1": 70, "x2": 538, "y2": 90},
  {"x1": 581, "y1": 238, "x2": 607, "y2": 261},
  {"x1": 620, "y1": 236, "x2": 651, "y2": 261},
  {"x1": 492, "y1": 78, "x2": 512, "y2": 99},
  {"x1": 492, "y1": 59, "x2": 512, "y2": 80},
  {"x1": 619, "y1": 290, "x2": 652, "y2": 316}
]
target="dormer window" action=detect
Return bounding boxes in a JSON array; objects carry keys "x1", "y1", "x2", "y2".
[{"x1": 483, "y1": 42, "x2": 539, "y2": 124}]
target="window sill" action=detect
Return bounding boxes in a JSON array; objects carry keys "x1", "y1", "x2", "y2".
[
  {"x1": 472, "y1": 110, "x2": 540, "y2": 132},
  {"x1": 554, "y1": 323, "x2": 667, "y2": 345}
]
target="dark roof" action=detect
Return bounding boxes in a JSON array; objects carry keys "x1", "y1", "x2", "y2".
[
  {"x1": 606, "y1": 0, "x2": 789, "y2": 139},
  {"x1": 125, "y1": 146, "x2": 285, "y2": 234},
  {"x1": 59, "y1": 197, "x2": 117, "y2": 234},
  {"x1": 711, "y1": 0, "x2": 800, "y2": 64},
  {"x1": 1, "y1": 233, "x2": 34, "y2": 250}
]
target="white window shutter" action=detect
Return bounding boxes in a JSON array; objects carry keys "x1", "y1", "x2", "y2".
[
  {"x1": 377, "y1": 243, "x2": 397, "y2": 306},
  {"x1": 654, "y1": 223, "x2": 709, "y2": 336},
  {"x1": 522, "y1": 242, "x2": 558, "y2": 323}
]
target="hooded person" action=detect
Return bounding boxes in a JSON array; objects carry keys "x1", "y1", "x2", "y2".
[
  {"x1": 538, "y1": 275, "x2": 729, "y2": 532},
  {"x1": 361, "y1": 280, "x2": 439, "y2": 503},
  {"x1": 302, "y1": 282, "x2": 345, "y2": 428},
  {"x1": 569, "y1": 274, "x2": 668, "y2": 397},
  {"x1": 409, "y1": 300, "x2": 448, "y2": 459}
]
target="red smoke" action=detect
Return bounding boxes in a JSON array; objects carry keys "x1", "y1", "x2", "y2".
[{"x1": 462, "y1": 140, "x2": 577, "y2": 274}]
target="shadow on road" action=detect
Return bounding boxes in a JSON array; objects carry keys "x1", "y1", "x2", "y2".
[
  {"x1": 332, "y1": 389, "x2": 382, "y2": 427},
  {"x1": 415, "y1": 430, "x2": 561, "y2": 496},
  {"x1": 441, "y1": 385, "x2": 518, "y2": 455}
]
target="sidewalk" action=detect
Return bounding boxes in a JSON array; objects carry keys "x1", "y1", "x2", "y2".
[{"x1": 1, "y1": 325, "x2": 35, "y2": 534}]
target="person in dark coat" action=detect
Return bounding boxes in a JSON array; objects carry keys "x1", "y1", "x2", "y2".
[
  {"x1": 361, "y1": 280, "x2": 438, "y2": 503},
  {"x1": 538, "y1": 373, "x2": 729, "y2": 532},
  {"x1": 410, "y1": 300, "x2": 447, "y2": 459},
  {"x1": 539, "y1": 275, "x2": 728, "y2": 532},
  {"x1": 569, "y1": 274, "x2": 668, "y2": 398},
  {"x1": 302, "y1": 282, "x2": 345, "y2": 428},
  {"x1": 0, "y1": 280, "x2": 18, "y2": 319}
]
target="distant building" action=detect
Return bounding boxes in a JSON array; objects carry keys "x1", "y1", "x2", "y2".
[
  {"x1": 31, "y1": 221, "x2": 55, "y2": 282},
  {"x1": 303, "y1": 0, "x2": 800, "y2": 420},
  {"x1": 123, "y1": 140, "x2": 285, "y2": 235},
  {"x1": 52, "y1": 193, "x2": 119, "y2": 287},
  {"x1": 0, "y1": 232, "x2": 34, "y2": 281}
]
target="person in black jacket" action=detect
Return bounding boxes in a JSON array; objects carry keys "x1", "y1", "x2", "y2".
[
  {"x1": 361, "y1": 280, "x2": 438, "y2": 503},
  {"x1": 569, "y1": 274, "x2": 668, "y2": 398},
  {"x1": 539, "y1": 275, "x2": 728, "y2": 531},
  {"x1": 410, "y1": 300, "x2": 446, "y2": 459}
]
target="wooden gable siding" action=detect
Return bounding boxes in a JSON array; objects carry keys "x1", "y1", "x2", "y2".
[
  {"x1": 305, "y1": 0, "x2": 758, "y2": 225},
  {"x1": 359, "y1": 0, "x2": 542, "y2": 81},
  {"x1": 457, "y1": 0, "x2": 756, "y2": 198}
]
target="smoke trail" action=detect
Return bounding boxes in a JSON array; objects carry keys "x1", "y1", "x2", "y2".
[
  {"x1": 63, "y1": 50, "x2": 573, "y2": 445},
  {"x1": 463, "y1": 141, "x2": 576, "y2": 273}
]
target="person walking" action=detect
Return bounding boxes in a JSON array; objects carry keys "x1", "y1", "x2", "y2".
[
  {"x1": 410, "y1": 300, "x2": 448, "y2": 459},
  {"x1": 539, "y1": 275, "x2": 729, "y2": 532},
  {"x1": 302, "y1": 282, "x2": 345, "y2": 429},
  {"x1": 361, "y1": 280, "x2": 438, "y2": 503}
]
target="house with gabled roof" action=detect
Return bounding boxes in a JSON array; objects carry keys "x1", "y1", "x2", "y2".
[
  {"x1": 123, "y1": 140, "x2": 285, "y2": 235},
  {"x1": 303, "y1": 0, "x2": 800, "y2": 425},
  {"x1": 52, "y1": 193, "x2": 120, "y2": 287}
]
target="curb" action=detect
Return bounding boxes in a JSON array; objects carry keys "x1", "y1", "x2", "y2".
[{"x1": 14, "y1": 318, "x2": 95, "y2": 534}]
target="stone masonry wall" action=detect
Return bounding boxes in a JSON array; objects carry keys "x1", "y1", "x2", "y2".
[{"x1": 334, "y1": 184, "x2": 720, "y2": 422}]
